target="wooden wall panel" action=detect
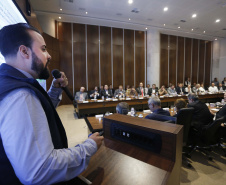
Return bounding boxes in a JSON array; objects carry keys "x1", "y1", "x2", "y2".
[
  {"x1": 73, "y1": 23, "x2": 86, "y2": 91},
  {"x1": 169, "y1": 35, "x2": 177, "y2": 86},
  {"x1": 205, "y1": 41, "x2": 212, "y2": 87},
  {"x1": 87, "y1": 25, "x2": 99, "y2": 90},
  {"x1": 100, "y1": 26, "x2": 111, "y2": 87},
  {"x1": 177, "y1": 37, "x2": 184, "y2": 84},
  {"x1": 184, "y1": 38, "x2": 192, "y2": 82},
  {"x1": 192, "y1": 39, "x2": 198, "y2": 83},
  {"x1": 124, "y1": 29, "x2": 134, "y2": 88},
  {"x1": 135, "y1": 31, "x2": 145, "y2": 87},
  {"x1": 58, "y1": 22, "x2": 73, "y2": 104},
  {"x1": 160, "y1": 34, "x2": 168, "y2": 86},
  {"x1": 198, "y1": 40, "x2": 205, "y2": 84},
  {"x1": 113, "y1": 28, "x2": 123, "y2": 89}
]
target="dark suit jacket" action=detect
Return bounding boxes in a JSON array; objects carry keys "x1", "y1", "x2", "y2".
[
  {"x1": 100, "y1": 89, "x2": 113, "y2": 98},
  {"x1": 187, "y1": 100, "x2": 214, "y2": 129},
  {"x1": 89, "y1": 90, "x2": 101, "y2": 99},
  {"x1": 216, "y1": 104, "x2": 226, "y2": 120},
  {"x1": 176, "y1": 87, "x2": 185, "y2": 94},
  {"x1": 148, "y1": 88, "x2": 159, "y2": 95},
  {"x1": 136, "y1": 87, "x2": 147, "y2": 96},
  {"x1": 145, "y1": 108, "x2": 171, "y2": 121},
  {"x1": 218, "y1": 86, "x2": 225, "y2": 91}
]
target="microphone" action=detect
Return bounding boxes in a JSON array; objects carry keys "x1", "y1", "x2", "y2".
[{"x1": 52, "y1": 69, "x2": 74, "y2": 101}]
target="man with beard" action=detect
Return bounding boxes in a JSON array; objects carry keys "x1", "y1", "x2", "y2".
[{"x1": 0, "y1": 23, "x2": 103, "y2": 184}]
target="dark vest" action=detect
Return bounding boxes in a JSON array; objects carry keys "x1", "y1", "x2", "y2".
[{"x1": 0, "y1": 64, "x2": 68, "y2": 184}]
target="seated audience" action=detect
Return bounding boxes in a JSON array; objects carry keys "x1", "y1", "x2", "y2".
[
  {"x1": 216, "y1": 93, "x2": 226, "y2": 119},
  {"x1": 196, "y1": 83, "x2": 205, "y2": 93},
  {"x1": 116, "y1": 102, "x2": 129, "y2": 115},
  {"x1": 145, "y1": 97, "x2": 170, "y2": 121},
  {"x1": 127, "y1": 86, "x2": 138, "y2": 97},
  {"x1": 185, "y1": 84, "x2": 193, "y2": 94},
  {"x1": 173, "y1": 98, "x2": 187, "y2": 117},
  {"x1": 145, "y1": 84, "x2": 150, "y2": 95},
  {"x1": 101, "y1": 85, "x2": 113, "y2": 98},
  {"x1": 222, "y1": 77, "x2": 226, "y2": 87},
  {"x1": 212, "y1": 77, "x2": 219, "y2": 87},
  {"x1": 176, "y1": 83, "x2": 185, "y2": 95},
  {"x1": 208, "y1": 83, "x2": 218, "y2": 93},
  {"x1": 99, "y1": 85, "x2": 104, "y2": 94},
  {"x1": 90, "y1": 86, "x2": 101, "y2": 99},
  {"x1": 75, "y1": 87, "x2": 88, "y2": 101},
  {"x1": 218, "y1": 83, "x2": 225, "y2": 92},
  {"x1": 148, "y1": 84, "x2": 158, "y2": 95},
  {"x1": 184, "y1": 77, "x2": 191, "y2": 87},
  {"x1": 187, "y1": 93, "x2": 214, "y2": 131},
  {"x1": 167, "y1": 84, "x2": 176, "y2": 95},
  {"x1": 114, "y1": 85, "x2": 126, "y2": 98},
  {"x1": 136, "y1": 82, "x2": 147, "y2": 96},
  {"x1": 109, "y1": 84, "x2": 115, "y2": 95},
  {"x1": 158, "y1": 85, "x2": 168, "y2": 95}
]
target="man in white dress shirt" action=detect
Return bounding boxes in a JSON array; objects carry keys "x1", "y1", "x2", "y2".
[{"x1": 208, "y1": 83, "x2": 219, "y2": 93}]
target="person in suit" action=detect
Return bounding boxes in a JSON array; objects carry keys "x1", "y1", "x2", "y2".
[
  {"x1": 125, "y1": 85, "x2": 131, "y2": 96},
  {"x1": 116, "y1": 102, "x2": 129, "y2": 115},
  {"x1": 109, "y1": 84, "x2": 115, "y2": 95},
  {"x1": 136, "y1": 82, "x2": 147, "y2": 96},
  {"x1": 101, "y1": 85, "x2": 113, "y2": 98},
  {"x1": 218, "y1": 83, "x2": 225, "y2": 92},
  {"x1": 216, "y1": 93, "x2": 226, "y2": 119},
  {"x1": 176, "y1": 83, "x2": 185, "y2": 95},
  {"x1": 173, "y1": 98, "x2": 187, "y2": 117},
  {"x1": 148, "y1": 84, "x2": 159, "y2": 95},
  {"x1": 208, "y1": 83, "x2": 218, "y2": 93},
  {"x1": 90, "y1": 86, "x2": 101, "y2": 99},
  {"x1": 212, "y1": 77, "x2": 219, "y2": 87},
  {"x1": 114, "y1": 85, "x2": 126, "y2": 98},
  {"x1": 99, "y1": 85, "x2": 103, "y2": 94},
  {"x1": 158, "y1": 85, "x2": 168, "y2": 95},
  {"x1": 187, "y1": 93, "x2": 214, "y2": 131},
  {"x1": 145, "y1": 84, "x2": 150, "y2": 95},
  {"x1": 222, "y1": 77, "x2": 226, "y2": 87},
  {"x1": 74, "y1": 87, "x2": 88, "y2": 101},
  {"x1": 145, "y1": 96, "x2": 171, "y2": 121},
  {"x1": 184, "y1": 77, "x2": 191, "y2": 87},
  {"x1": 167, "y1": 84, "x2": 176, "y2": 95}
]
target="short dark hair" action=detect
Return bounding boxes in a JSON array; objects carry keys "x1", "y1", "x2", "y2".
[
  {"x1": 188, "y1": 93, "x2": 199, "y2": 101},
  {"x1": 0, "y1": 23, "x2": 40, "y2": 58},
  {"x1": 116, "y1": 102, "x2": 129, "y2": 115},
  {"x1": 174, "y1": 98, "x2": 187, "y2": 111}
]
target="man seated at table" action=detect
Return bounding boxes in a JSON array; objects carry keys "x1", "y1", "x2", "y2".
[
  {"x1": 136, "y1": 82, "x2": 147, "y2": 96},
  {"x1": 90, "y1": 86, "x2": 101, "y2": 99},
  {"x1": 109, "y1": 84, "x2": 115, "y2": 95},
  {"x1": 75, "y1": 87, "x2": 88, "y2": 101},
  {"x1": 145, "y1": 84, "x2": 150, "y2": 95},
  {"x1": 116, "y1": 102, "x2": 129, "y2": 115},
  {"x1": 167, "y1": 84, "x2": 177, "y2": 95},
  {"x1": 148, "y1": 84, "x2": 158, "y2": 95},
  {"x1": 194, "y1": 83, "x2": 205, "y2": 94},
  {"x1": 158, "y1": 85, "x2": 168, "y2": 95},
  {"x1": 145, "y1": 97, "x2": 170, "y2": 121},
  {"x1": 99, "y1": 85, "x2": 104, "y2": 94},
  {"x1": 114, "y1": 85, "x2": 126, "y2": 98},
  {"x1": 208, "y1": 83, "x2": 218, "y2": 93},
  {"x1": 187, "y1": 93, "x2": 214, "y2": 131},
  {"x1": 216, "y1": 93, "x2": 226, "y2": 119},
  {"x1": 176, "y1": 83, "x2": 185, "y2": 95},
  {"x1": 218, "y1": 83, "x2": 225, "y2": 92},
  {"x1": 127, "y1": 86, "x2": 138, "y2": 97},
  {"x1": 173, "y1": 98, "x2": 187, "y2": 117},
  {"x1": 101, "y1": 85, "x2": 113, "y2": 98}
]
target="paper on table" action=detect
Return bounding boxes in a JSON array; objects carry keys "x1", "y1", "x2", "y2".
[{"x1": 95, "y1": 114, "x2": 104, "y2": 118}]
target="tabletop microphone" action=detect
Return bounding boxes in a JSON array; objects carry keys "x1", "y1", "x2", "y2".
[{"x1": 51, "y1": 69, "x2": 74, "y2": 101}]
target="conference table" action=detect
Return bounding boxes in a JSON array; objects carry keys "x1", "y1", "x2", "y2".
[{"x1": 76, "y1": 93, "x2": 224, "y2": 118}]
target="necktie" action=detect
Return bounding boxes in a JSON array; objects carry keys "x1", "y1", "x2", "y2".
[{"x1": 141, "y1": 88, "x2": 143, "y2": 96}]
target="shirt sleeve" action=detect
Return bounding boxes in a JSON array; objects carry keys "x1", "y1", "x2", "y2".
[
  {"x1": 0, "y1": 88, "x2": 97, "y2": 185},
  {"x1": 47, "y1": 84, "x2": 63, "y2": 108}
]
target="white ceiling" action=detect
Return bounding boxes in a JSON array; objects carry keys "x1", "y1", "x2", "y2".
[{"x1": 30, "y1": 0, "x2": 226, "y2": 40}]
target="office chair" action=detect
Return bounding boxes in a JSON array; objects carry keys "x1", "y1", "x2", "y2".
[
  {"x1": 147, "y1": 113, "x2": 176, "y2": 123},
  {"x1": 176, "y1": 107, "x2": 194, "y2": 167},
  {"x1": 187, "y1": 117, "x2": 225, "y2": 161}
]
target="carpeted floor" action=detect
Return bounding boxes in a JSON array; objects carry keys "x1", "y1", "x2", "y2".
[{"x1": 57, "y1": 104, "x2": 226, "y2": 185}]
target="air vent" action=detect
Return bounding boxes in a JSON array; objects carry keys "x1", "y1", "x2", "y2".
[
  {"x1": 64, "y1": 0, "x2": 73, "y2": 3},
  {"x1": 180, "y1": 20, "x2": 186, "y2": 23},
  {"x1": 131, "y1": 8, "x2": 140, "y2": 13}
]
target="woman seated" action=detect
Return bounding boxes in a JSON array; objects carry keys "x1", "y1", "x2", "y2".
[
  {"x1": 127, "y1": 86, "x2": 138, "y2": 97},
  {"x1": 173, "y1": 98, "x2": 187, "y2": 117},
  {"x1": 158, "y1": 85, "x2": 168, "y2": 95}
]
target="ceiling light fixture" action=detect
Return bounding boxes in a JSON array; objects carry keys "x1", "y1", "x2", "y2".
[
  {"x1": 129, "y1": 18, "x2": 131, "y2": 20},
  {"x1": 178, "y1": 26, "x2": 180, "y2": 29},
  {"x1": 128, "y1": 0, "x2": 133, "y2": 4},
  {"x1": 164, "y1": 24, "x2": 165, "y2": 26},
  {"x1": 60, "y1": 8, "x2": 62, "y2": 11},
  {"x1": 145, "y1": 28, "x2": 148, "y2": 30},
  {"x1": 191, "y1": 29, "x2": 193, "y2": 31},
  {"x1": 192, "y1": 14, "x2": 196, "y2": 18},
  {"x1": 215, "y1": 38, "x2": 217, "y2": 40},
  {"x1": 216, "y1": 19, "x2": 220, "y2": 23},
  {"x1": 203, "y1": 31, "x2": 205, "y2": 33},
  {"x1": 164, "y1": 7, "x2": 168, "y2": 11},
  {"x1": 86, "y1": 12, "x2": 88, "y2": 14},
  {"x1": 59, "y1": 17, "x2": 61, "y2": 19}
]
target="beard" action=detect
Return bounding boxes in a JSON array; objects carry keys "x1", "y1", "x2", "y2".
[{"x1": 31, "y1": 52, "x2": 50, "y2": 79}]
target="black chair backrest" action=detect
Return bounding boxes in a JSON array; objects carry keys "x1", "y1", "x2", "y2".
[
  {"x1": 176, "y1": 107, "x2": 194, "y2": 143},
  {"x1": 203, "y1": 117, "x2": 225, "y2": 144},
  {"x1": 150, "y1": 113, "x2": 176, "y2": 123}
]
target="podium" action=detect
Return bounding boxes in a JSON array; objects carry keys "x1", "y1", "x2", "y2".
[{"x1": 81, "y1": 114, "x2": 183, "y2": 185}]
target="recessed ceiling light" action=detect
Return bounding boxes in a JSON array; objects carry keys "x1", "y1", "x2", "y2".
[
  {"x1": 59, "y1": 17, "x2": 61, "y2": 19},
  {"x1": 145, "y1": 28, "x2": 148, "y2": 30},
  {"x1": 203, "y1": 31, "x2": 205, "y2": 33},
  {"x1": 60, "y1": 8, "x2": 62, "y2": 11},
  {"x1": 215, "y1": 38, "x2": 217, "y2": 40},
  {"x1": 191, "y1": 28, "x2": 193, "y2": 31},
  {"x1": 164, "y1": 7, "x2": 168, "y2": 11},
  {"x1": 86, "y1": 12, "x2": 88, "y2": 14},
  {"x1": 178, "y1": 26, "x2": 180, "y2": 29},
  {"x1": 192, "y1": 14, "x2": 196, "y2": 18},
  {"x1": 129, "y1": 18, "x2": 131, "y2": 20},
  {"x1": 164, "y1": 24, "x2": 165, "y2": 26},
  {"x1": 216, "y1": 19, "x2": 220, "y2": 23},
  {"x1": 128, "y1": 0, "x2": 133, "y2": 4}
]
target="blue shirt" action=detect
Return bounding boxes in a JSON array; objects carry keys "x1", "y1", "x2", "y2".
[{"x1": 0, "y1": 69, "x2": 97, "y2": 184}]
